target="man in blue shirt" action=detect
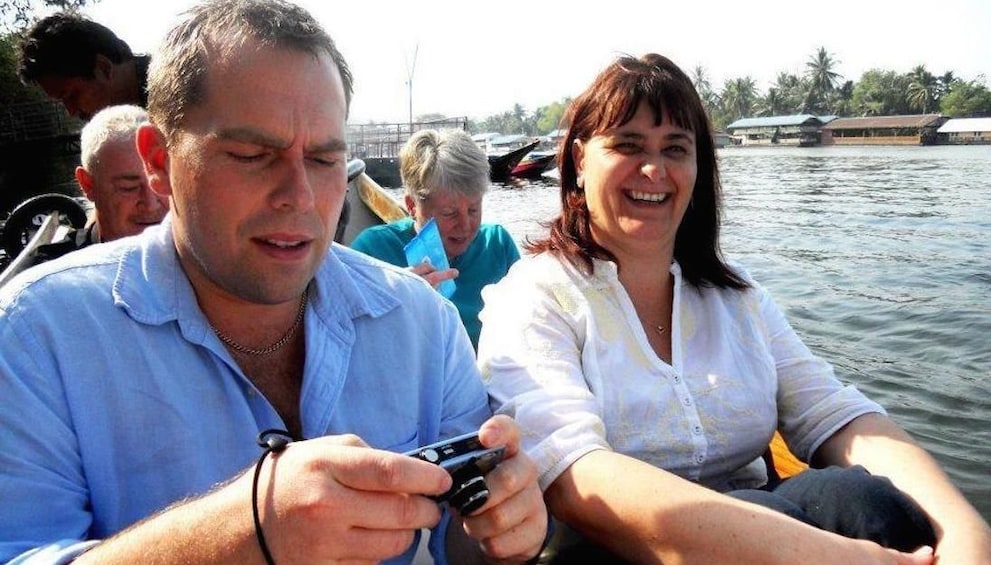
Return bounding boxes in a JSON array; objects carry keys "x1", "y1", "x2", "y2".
[
  {"x1": 0, "y1": 1, "x2": 546, "y2": 564},
  {"x1": 351, "y1": 129, "x2": 520, "y2": 350}
]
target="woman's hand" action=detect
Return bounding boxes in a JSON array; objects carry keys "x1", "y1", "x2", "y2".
[{"x1": 410, "y1": 261, "x2": 458, "y2": 291}]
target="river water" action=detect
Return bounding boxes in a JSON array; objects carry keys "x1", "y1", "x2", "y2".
[{"x1": 386, "y1": 145, "x2": 991, "y2": 520}]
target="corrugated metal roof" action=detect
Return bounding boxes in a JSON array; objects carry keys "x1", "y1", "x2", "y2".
[
  {"x1": 726, "y1": 114, "x2": 822, "y2": 129},
  {"x1": 937, "y1": 117, "x2": 991, "y2": 133},
  {"x1": 824, "y1": 114, "x2": 944, "y2": 130}
]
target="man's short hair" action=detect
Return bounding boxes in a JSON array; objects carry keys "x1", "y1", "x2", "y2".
[
  {"x1": 147, "y1": 0, "x2": 354, "y2": 140},
  {"x1": 79, "y1": 105, "x2": 148, "y2": 171},
  {"x1": 18, "y1": 12, "x2": 134, "y2": 83}
]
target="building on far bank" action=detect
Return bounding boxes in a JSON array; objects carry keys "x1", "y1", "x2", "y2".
[
  {"x1": 725, "y1": 115, "x2": 825, "y2": 147},
  {"x1": 821, "y1": 114, "x2": 946, "y2": 146},
  {"x1": 936, "y1": 117, "x2": 991, "y2": 144},
  {"x1": 713, "y1": 130, "x2": 734, "y2": 148}
]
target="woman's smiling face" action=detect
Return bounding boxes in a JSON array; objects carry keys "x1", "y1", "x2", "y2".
[{"x1": 574, "y1": 101, "x2": 697, "y2": 255}]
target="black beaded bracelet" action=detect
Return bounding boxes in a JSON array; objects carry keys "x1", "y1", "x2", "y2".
[{"x1": 251, "y1": 429, "x2": 294, "y2": 565}]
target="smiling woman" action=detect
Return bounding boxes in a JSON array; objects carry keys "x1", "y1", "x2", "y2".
[
  {"x1": 477, "y1": 53, "x2": 991, "y2": 564},
  {"x1": 572, "y1": 103, "x2": 698, "y2": 266}
]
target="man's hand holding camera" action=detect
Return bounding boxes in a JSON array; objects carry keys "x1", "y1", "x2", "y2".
[
  {"x1": 449, "y1": 415, "x2": 549, "y2": 564},
  {"x1": 245, "y1": 416, "x2": 546, "y2": 563},
  {"x1": 245, "y1": 433, "x2": 452, "y2": 563}
]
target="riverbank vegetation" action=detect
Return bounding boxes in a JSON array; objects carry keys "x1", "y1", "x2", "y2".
[
  {"x1": 1, "y1": 9, "x2": 988, "y2": 140},
  {"x1": 471, "y1": 47, "x2": 991, "y2": 136}
]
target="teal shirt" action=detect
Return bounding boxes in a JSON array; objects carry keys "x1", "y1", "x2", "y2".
[{"x1": 352, "y1": 217, "x2": 520, "y2": 349}]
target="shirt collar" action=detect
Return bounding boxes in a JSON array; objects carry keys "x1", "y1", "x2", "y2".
[{"x1": 112, "y1": 216, "x2": 399, "y2": 332}]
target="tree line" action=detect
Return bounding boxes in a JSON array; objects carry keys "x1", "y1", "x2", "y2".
[
  {"x1": 3, "y1": 7, "x2": 989, "y2": 139},
  {"x1": 465, "y1": 47, "x2": 991, "y2": 136}
]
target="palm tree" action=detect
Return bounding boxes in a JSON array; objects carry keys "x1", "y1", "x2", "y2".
[
  {"x1": 832, "y1": 80, "x2": 855, "y2": 116},
  {"x1": 691, "y1": 64, "x2": 719, "y2": 116},
  {"x1": 938, "y1": 71, "x2": 957, "y2": 101},
  {"x1": 907, "y1": 65, "x2": 939, "y2": 113},
  {"x1": 773, "y1": 72, "x2": 804, "y2": 115},
  {"x1": 758, "y1": 88, "x2": 785, "y2": 117},
  {"x1": 721, "y1": 76, "x2": 759, "y2": 121},
  {"x1": 803, "y1": 47, "x2": 842, "y2": 113},
  {"x1": 691, "y1": 64, "x2": 711, "y2": 95}
]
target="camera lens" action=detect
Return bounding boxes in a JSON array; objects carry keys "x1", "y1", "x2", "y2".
[{"x1": 449, "y1": 475, "x2": 490, "y2": 516}]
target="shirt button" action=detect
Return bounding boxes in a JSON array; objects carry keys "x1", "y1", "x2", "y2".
[
  {"x1": 682, "y1": 397, "x2": 692, "y2": 407},
  {"x1": 693, "y1": 425, "x2": 703, "y2": 435},
  {"x1": 247, "y1": 388, "x2": 256, "y2": 397},
  {"x1": 696, "y1": 454, "x2": 705, "y2": 464},
  {"x1": 673, "y1": 375, "x2": 682, "y2": 384}
]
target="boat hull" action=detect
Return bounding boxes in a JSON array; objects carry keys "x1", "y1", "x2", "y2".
[
  {"x1": 489, "y1": 140, "x2": 540, "y2": 182},
  {"x1": 338, "y1": 164, "x2": 408, "y2": 246},
  {"x1": 510, "y1": 151, "x2": 556, "y2": 179}
]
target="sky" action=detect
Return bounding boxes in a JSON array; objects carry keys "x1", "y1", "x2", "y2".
[{"x1": 71, "y1": 0, "x2": 991, "y2": 124}]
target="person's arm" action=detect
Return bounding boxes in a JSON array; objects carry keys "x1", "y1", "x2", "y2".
[
  {"x1": 72, "y1": 436, "x2": 454, "y2": 564},
  {"x1": 814, "y1": 413, "x2": 991, "y2": 564},
  {"x1": 477, "y1": 261, "x2": 932, "y2": 565},
  {"x1": 547, "y1": 449, "x2": 934, "y2": 565},
  {"x1": 443, "y1": 415, "x2": 548, "y2": 564},
  {"x1": 754, "y1": 280, "x2": 991, "y2": 562}
]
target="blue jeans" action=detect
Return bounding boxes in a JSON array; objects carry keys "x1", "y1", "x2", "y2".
[{"x1": 728, "y1": 465, "x2": 936, "y2": 552}]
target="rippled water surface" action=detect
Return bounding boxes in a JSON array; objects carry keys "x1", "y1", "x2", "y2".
[{"x1": 389, "y1": 145, "x2": 991, "y2": 518}]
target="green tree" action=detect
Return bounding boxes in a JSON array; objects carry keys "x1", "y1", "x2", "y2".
[
  {"x1": 830, "y1": 80, "x2": 855, "y2": 116},
  {"x1": 940, "y1": 77, "x2": 991, "y2": 117},
  {"x1": 691, "y1": 64, "x2": 719, "y2": 116},
  {"x1": 414, "y1": 112, "x2": 448, "y2": 123},
  {"x1": 851, "y1": 69, "x2": 911, "y2": 116},
  {"x1": 719, "y1": 76, "x2": 758, "y2": 122},
  {"x1": 757, "y1": 87, "x2": 784, "y2": 117},
  {"x1": 2, "y1": 0, "x2": 99, "y2": 32},
  {"x1": 770, "y1": 72, "x2": 805, "y2": 115},
  {"x1": 0, "y1": 31, "x2": 45, "y2": 106},
  {"x1": 938, "y1": 71, "x2": 956, "y2": 99},
  {"x1": 534, "y1": 98, "x2": 569, "y2": 134},
  {"x1": 803, "y1": 46, "x2": 842, "y2": 113},
  {"x1": 906, "y1": 65, "x2": 939, "y2": 113},
  {"x1": 478, "y1": 109, "x2": 525, "y2": 135}
]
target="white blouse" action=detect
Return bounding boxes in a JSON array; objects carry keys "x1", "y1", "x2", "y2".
[{"x1": 477, "y1": 253, "x2": 883, "y2": 492}]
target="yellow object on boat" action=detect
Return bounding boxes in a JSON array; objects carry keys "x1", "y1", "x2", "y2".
[{"x1": 771, "y1": 431, "x2": 807, "y2": 478}]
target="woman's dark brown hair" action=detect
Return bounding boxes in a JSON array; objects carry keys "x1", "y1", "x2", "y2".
[{"x1": 527, "y1": 53, "x2": 748, "y2": 290}]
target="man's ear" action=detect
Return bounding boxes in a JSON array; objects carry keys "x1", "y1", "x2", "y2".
[
  {"x1": 75, "y1": 166, "x2": 95, "y2": 201},
  {"x1": 404, "y1": 194, "x2": 417, "y2": 216},
  {"x1": 94, "y1": 54, "x2": 114, "y2": 81},
  {"x1": 136, "y1": 123, "x2": 173, "y2": 198}
]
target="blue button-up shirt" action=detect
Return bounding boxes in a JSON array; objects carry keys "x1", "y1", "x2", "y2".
[{"x1": 0, "y1": 218, "x2": 489, "y2": 564}]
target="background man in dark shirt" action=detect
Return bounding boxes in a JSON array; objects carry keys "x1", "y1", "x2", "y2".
[{"x1": 17, "y1": 12, "x2": 149, "y2": 120}]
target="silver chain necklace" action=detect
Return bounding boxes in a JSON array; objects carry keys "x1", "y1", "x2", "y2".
[{"x1": 211, "y1": 289, "x2": 308, "y2": 356}]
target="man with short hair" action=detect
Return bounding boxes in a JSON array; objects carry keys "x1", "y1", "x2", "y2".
[
  {"x1": 32, "y1": 104, "x2": 168, "y2": 264},
  {"x1": 0, "y1": 1, "x2": 547, "y2": 564},
  {"x1": 18, "y1": 13, "x2": 149, "y2": 119}
]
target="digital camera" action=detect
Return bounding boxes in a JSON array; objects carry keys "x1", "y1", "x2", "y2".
[{"x1": 405, "y1": 431, "x2": 505, "y2": 515}]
